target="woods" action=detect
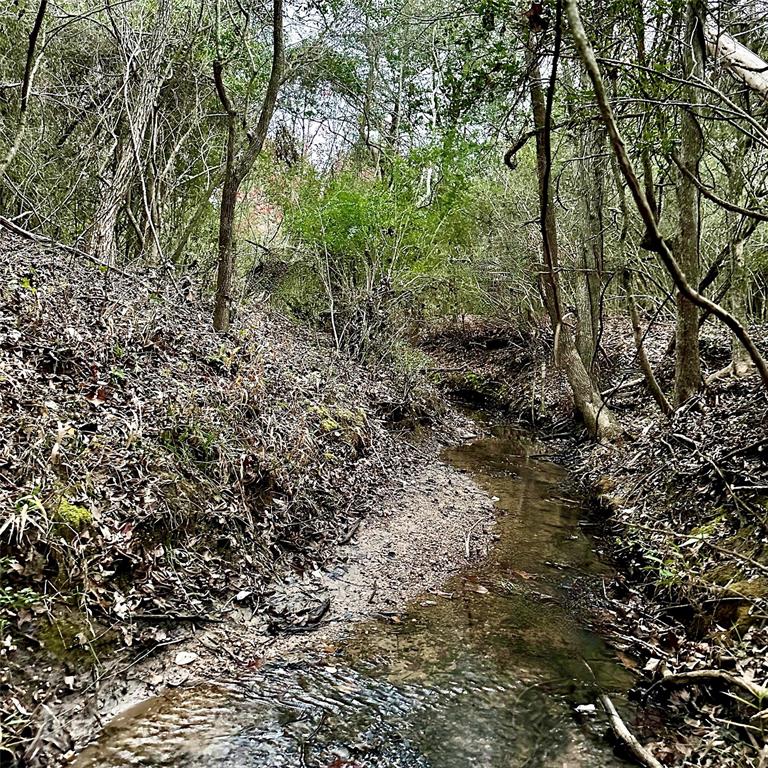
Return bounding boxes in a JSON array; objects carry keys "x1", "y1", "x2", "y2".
[
  {"x1": 1, "y1": 0, "x2": 768, "y2": 765},
  {"x1": 3, "y1": 0, "x2": 768, "y2": 416}
]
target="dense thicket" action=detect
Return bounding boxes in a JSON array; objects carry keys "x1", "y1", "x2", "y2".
[{"x1": 3, "y1": 0, "x2": 768, "y2": 435}]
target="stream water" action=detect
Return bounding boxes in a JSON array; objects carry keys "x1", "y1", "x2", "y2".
[{"x1": 73, "y1": 422, "x2": 634, "y2": 768}]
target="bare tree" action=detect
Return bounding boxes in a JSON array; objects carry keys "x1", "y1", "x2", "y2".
[
  {"x1": 0, "y1": 0, "x2": 48, "y2": 178},
  {"x1": 566, "y1": 0, "x2": 768, "y2": 392},
  {"x1": 89, "y1": 0, "x2": 171, "y2": 265},
  {"x1": 212, "y1": 0, "x2": 285, "y2": 332}
]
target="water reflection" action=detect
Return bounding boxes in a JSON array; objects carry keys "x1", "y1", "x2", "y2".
[{"x1": 74, "y1": 424, "x2": 633, "y2": 768}]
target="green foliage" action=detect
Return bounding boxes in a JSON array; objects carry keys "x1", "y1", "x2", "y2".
[
  {"x1": 0, "y1": 585, "x2": 41, "y2": 611},
  {"x1": 264, "y1": 136, "x2": 520, "y2": 350},
  {"x1": 160, "y1": 420, "x2": 221, "y2": 468}
]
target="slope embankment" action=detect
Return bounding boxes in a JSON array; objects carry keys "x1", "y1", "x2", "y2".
[{"x1": 0, "y1": 235, "x2": 494, "y2": 766}]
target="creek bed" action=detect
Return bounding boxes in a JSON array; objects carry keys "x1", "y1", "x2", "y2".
[{"x1": 73, "y1": 422, "x2": 634, "y2": 767}]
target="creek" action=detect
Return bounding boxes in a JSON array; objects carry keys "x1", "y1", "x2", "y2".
[{"x1": 73, "y1": 420, "x2": 634, "y2": 767}]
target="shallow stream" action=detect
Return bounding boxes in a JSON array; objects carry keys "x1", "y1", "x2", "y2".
[{"x1": 74, "y1": 422, "x2": 633, "y2": 767}]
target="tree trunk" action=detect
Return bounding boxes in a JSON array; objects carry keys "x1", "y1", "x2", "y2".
[
  {"x1": 212, "y1": 0, "x2": 284, "y2": 332},
  {"x1": 674, "y1": 0, "x2": 704, "y2": 403},
  {"x1": 725, "y1": 99, "x2": 752, "y2": 375},
  {"x1": 728, "y1": 236, "x2": 751, "y2": 374},
  {"x1": 0, "y1": 0, "x2": 47, "y2": 179},
  {"x1": 213, "y1": 112, "x2": 238, "y2": 331},
  {"x1": 575, "y1": 123, "x2": 606, "y2": 374},
  {"x1": 526, "y1": 35, "x2": 619, "y2": 439}
]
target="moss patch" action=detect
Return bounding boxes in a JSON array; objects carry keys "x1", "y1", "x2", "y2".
[
  {"x1": 55, "y1": 499, "x2": 92, "y2": 529},
  {"x1": 37, "y1": 610, "x2": 118, "y2": 667}
]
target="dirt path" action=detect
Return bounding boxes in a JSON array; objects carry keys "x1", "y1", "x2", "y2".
[{"x1": 49, "y1": 448, "x2": 496, "y2": 764}]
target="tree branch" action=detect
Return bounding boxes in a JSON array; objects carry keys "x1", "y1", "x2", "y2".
[
  {"x1": 233, "y1": 0, "x2": 285, "y2": 183},
  {"x1": 213, "y1": 59, "x2": 236, "y2": 117},
  {"x1": 21, "y1": 0, "x2": 48, "y2": 113},
  {"x1": 670, "y1": 153, "x2": 768, "y2": 222},
  {"x1": 565, "y1": 0, "x2": 768, "y2": 391}
]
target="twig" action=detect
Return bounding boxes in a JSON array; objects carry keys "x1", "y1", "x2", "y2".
[
  {"x1": 719, "y1": 438, "x2": 768, "y2": 462},
  {"x1": 464, "y1": 517, "x2": 487, "y2": 559},
  {"x1": 661, "y1": 669, "x2": 768, "y2": 704},
  {"x1": 129, "y1": 613, "x2": 222, "y2": 623},
  {"x1": 626, "y1": 521, "x2": 768, "y2": 575},
  {"x1": 338, "y1": 517, "x2": 361, "y2": 545},
  {"x1": 421, "y1": 364, "x2": 470, "y2": 374}
]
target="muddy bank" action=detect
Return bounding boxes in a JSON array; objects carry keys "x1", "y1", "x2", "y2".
[
  {"x1": 38, "y1": 445, "x2": 496, "y2": 765},
  {"x1": 424, "y1": 318, "x2": 768, "y2": 766},
  {"x1": 64, "y1": 421, "x2": 635, "y2": 768}
]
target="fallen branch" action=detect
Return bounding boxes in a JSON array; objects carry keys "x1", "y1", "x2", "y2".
[
  {"x1": 626, "y1": 521, "x2": 768, "y2": 576},
  {"x1": 705, "y1": 21, "x2": 768, "y2": 100},
  {"x1": 599, "y1": 694, "x2": 663, "y2": 768},
  {"x1": 0, "y1": 215, "x2": 134, "y2": 279},
  {"x1": 0, "y1": 215, "x2": 184, "y2": 299},
  {"x1": 662, "y1": 669, "x2": 768, "y2": 704},
  {"x1": 601, "y1": 376, "x2": 645, "y2": 397}
]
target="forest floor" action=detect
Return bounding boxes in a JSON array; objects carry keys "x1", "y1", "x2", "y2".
[
  {"x1": 424, "y1": 316, "x2": 768, "y2": 768},
  {"x1": 0, "y1": 235, "x2": 495, "y2": 766}
]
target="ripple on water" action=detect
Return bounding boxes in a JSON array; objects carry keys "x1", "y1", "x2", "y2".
[{"x1": 73, "y1": 425, "x2": 635, "y2": 768}]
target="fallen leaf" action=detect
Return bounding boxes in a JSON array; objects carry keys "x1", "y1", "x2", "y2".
[{"x1": 174, "y1": 651, "x2": 198, "y2": 666}]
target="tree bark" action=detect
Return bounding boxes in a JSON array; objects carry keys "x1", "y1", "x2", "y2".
[
  {"x1": 575, "y1": 122, "x2": 606, "y2": 374},
  {"x1": 674, "y1": 0, "x2": 705, "y2": 403}
]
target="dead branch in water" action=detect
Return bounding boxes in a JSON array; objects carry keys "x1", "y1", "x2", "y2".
[{"x1": 599, "y1": 694, "x2": 664, "y2": 768}]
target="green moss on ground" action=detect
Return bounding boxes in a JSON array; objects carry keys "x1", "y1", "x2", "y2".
[{"x1": 55, "y1": 499, "x2": 92, "y2": 529}]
